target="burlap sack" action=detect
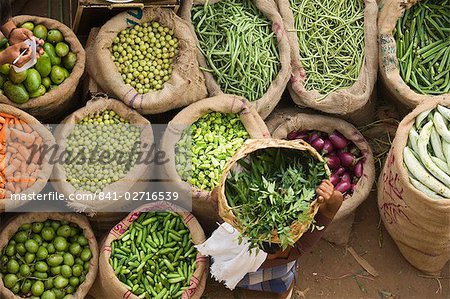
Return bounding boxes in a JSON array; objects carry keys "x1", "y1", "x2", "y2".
[
  {"x1": 378, "y1": 99, "x2": 450, "y2": 275},
  {"x1": 0, "y1": 16, "x2": 85, "y2": 120},
  {"x1": 87, "y1": 8, "x2": 207, "y2": 115},
  {"x1": 267, "y1": 110, "x2": 375, "y2": 244},
  {"x1": 0, "y1": 104, "x2": 55, "y2": 212},
  {"x1": 276, "y1": 0, "x2": 378, "y2": 116},
  {"x1": 0, "y1": 212, "x2": 99, "y2": 299},
  {"x1": 378, "y1": 0, "x2": 450, "y2": 107},
  {"x1": 90, "y1": 202, "x2": 208, "y2": 299},
  {"x1": 180, "y1": 0, "x2": 291, "y2": 119},
  {"x1": 160, "y1": 95, "x2": 270, "y2": 234},
  {"x1": 218, "y1": 138, "x2": 330, "y2": 244},
  {"x1": 51, "y1": 97, "x2": 153, "y2": 213}
]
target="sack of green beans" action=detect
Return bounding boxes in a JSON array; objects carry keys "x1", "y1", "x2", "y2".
[
  {"x1": 378, "y1": 99, "x2": 450, "y2": 275},
  {"x1": 160, "y1": 95, "x2": 270, "y2": 233},
  {"x1": 0, "y1": 16, "x2": 85, "y2": 122},
  {"x1": 52, "y1": 97, "x2": 153, "y2": 213},
  {"x1": 0, "y1": 212, "x2": 99, "y2": 299},
  {"x1": 87, "y1": 8, "x2": 207, "y2": 115},
  {"x1": 378, "y1": 0, "x2": 450, "y2": 107},
  {"x1": 180, "y1": 0, "x2": 291, "y2": 119},
  {"x1": 266, "y1": 109, "x2": 375, "y2": 244},
  {"x1": 90, "y1": 202, "x2": 208, "y2": 299},
  {"x1": 0, "y1": 104, "x2": 55, "y2": 213},
  {"x1": 276, "y1": 0, "x2": 378, "y2": 116}
]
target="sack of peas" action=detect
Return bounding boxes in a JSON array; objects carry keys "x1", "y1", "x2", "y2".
[
  {"x1": 51, "y1": 97, "x2": 154, "y2": 213},
  {"x1": 378, "y1": 99, "x2": 450, "y2": 275},
  {"x1": 378, "y1": 0, "x2": 450, "y2": 107},
  {"x1": 276, "y1": 0, "x2": 378, "y2": 116},
  {"x1": 87, "y1": 8, "x2": 207, "y2": 115},
  {"x1": 180, "y1": 0, "x2": 291, "y2": 119},
  {"x1": 0, "y1": 16, "x2": 85, "y2": 122},
  {"x1": 90, "y1": 202, "x2": 208, "y2": 299},
  {"x1": 266, "y1": 109, "x2": 375, "y2": 244},
  {"x1": 0, "y1": 104, "x2": 55, "y2": 213},
  {"x1": 0, "y1": 212, "x2": 98, "y2": 299},
  {"x1": 160, "y1": 95, "x2": 270, "y2": 233}
]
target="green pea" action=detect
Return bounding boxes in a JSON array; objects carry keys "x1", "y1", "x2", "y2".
[
  {"x1": 54, "y1": 275, "x2": 69, "y2": 289},
  {"x1": 3, "y1": 273, "x2": 18, "y2": 288},
  {"x1": 25, "y1": 239, "x2": 39, "y2": 253},
  {"x1": 53, "y1": 236, "x2": 68, "y2": 251},
  {"x1": 42, "y1": 290, "x2": 56, "y2": 299},
  {"x1": 61, "y1": 265, "x2": 72, "y2": 278},
  {"x1": 31, "y1": 280, "x2": 45, "y2": 296},
  {"x1": 35, "y1": 261, "x2": 49, "y2": 272},
  {"x1": 42, "y1": 227, "x2": 56, "y2": 241}
]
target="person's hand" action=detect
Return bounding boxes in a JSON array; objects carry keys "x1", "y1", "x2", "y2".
[
  {"x1": 9, "y1": 28, "x2": 44, "y2": 57},
  {"x1": 0, "y1": 42, "x2": 32, "y2": 67},
  {"x1": 316, "y1": 179, "x2": 343, "y2": 220}
]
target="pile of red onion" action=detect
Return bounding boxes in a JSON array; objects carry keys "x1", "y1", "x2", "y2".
[{"x1": 287, "y1": 130, "x2": 364, "y2": 197}]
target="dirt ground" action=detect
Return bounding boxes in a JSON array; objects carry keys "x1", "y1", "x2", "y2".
[{"x1": 7, "y1": 1, "x2": 450, "y2": 299}]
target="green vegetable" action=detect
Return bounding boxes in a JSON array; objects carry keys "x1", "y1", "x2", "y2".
[
  {"x1": 192, "y1": 0, "x2": 280, "y2": 102},
  {"x1": 64, "y1": 109, "x2": 141, "y2": 192},
  {"x1": 290, "y1": 0, "x2": 365, "y2": 95},
  {"x1": 109, "y1": 212, "x2": 197, "y2": 299},
  {"x1": 225, "y1": 148, "x2": 327, "y2": 250},
  {"x1": 394, "y1": 0, "x2": 450, "y2": 95},
  {"x1": 0, "y1": 220, "x2": 92, "y2": 298},
  {"x1": 176, "y1": 112, "x2": 249, "y2": 191},
  {"x1": 110, "y1": 21, "x2": 178, "y2": 94}
]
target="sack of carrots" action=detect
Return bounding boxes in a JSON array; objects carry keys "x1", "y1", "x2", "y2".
[
  {"x1": 378, "y1": 0, "x2": 450, "y2": 107},
  {"x1": 276, "y1": 0, "x2": 378, "y2": 116},
  {"x1": 180, "y1": 0, "x2": 291, "y2": 119},
  {"x1": 52, "y1": 97, "x2": 153, "y2": 213},
  {"x1": 217, "y1": 138, "x2": 330, "y2": 250},
  {"x1": 87, "y1": 8, "x2": 207, "y2": 114},
  {"x1": 160, "y1": 95, "x2": 270, "y2": 233},
  {"x1": 266, "y1": 110, "x2": 375, "y2": 244},
  {"x1": 378, "y1": 99, "x2": 450, "y2": 275},
  {"x1": 0, "y1": 104, "x2": 55, "y2": 212}
]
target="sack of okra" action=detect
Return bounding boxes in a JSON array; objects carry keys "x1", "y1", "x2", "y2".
[
  {"x1": 180, "y1": 0, "x2": 291, "y2": 119},
  {"x1": 87, "y1": 8, "x2": 207, "y2": 114},
  {"x1": 91, "y1": 202, "x2": 208, "y2": 299},
  {"x1": 378, "y1": 99, "x2": 450, "y2": 275},
  {"x1": 160, "y1": 95, "x2": 270, "y2": 234},
  {"x1": 0, "y1": 104, "x2": 55, "y2": 213},
  {"x1": 266, "y1": 109, "x2": 375, "y2": 244},
  {"x1": 52, "y1": 97, "x2": 154, "y2": 213},
  {"x1": 378, "y1": 0, "x2": 450, "y2": 107},
  {"x1": 217, "y1": 138, "x2": 330, "y2": 249},
  {"x1": 276, "y1": 0, "x2": 378, "y2": 117}
]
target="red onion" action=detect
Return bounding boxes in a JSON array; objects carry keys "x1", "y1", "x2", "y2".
[
  {"x1": 354, "y1": 161, "x2": 363, "y2": 178},
  {"x1": 287, "y1": 131, "x2": 299, "y2": 140},
  {"x1": 336, "y1": 181, "x2": 352, "y2": 193},
  {"x1": 341, "y1": 173, "x2": 351, "y2": 183},
  {"x1": 322, "y1": 139, "x2": 334, "y2": 154},
  {"x1": 339, "y1": 152, "x2": 356, "y2": 168},
  {"x1": 335, "y1": 167, "x2": 346, "y2": 175},
  {"x1": 329, "y1": 131, "x2": 349, "y2": 149},
  {"x1": 326, "y1": 154, "x2": 341, "y2": 170},
  {"x1": 311, "y1": 137, "x2": 325, "y2": 152},
  {"x1": 330, "y1": 172, "x2": 340, "y2": 186},
  {"x1": 308, "y1": 133, "x2": 320, "y2": 144}
]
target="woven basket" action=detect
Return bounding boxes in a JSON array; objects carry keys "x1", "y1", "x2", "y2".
[{"x1": 217, "y1": 138, "x2": 330, "y2": 244}]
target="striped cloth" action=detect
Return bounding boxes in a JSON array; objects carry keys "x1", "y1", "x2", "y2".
[{"x1": 237, "y1": 261, "x2": 297, "y2": 293}]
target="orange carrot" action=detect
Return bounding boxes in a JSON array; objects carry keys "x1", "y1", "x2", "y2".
[
  {"x1": 11, "y1": 128, "x2": 35, "y2": 144},
  {"x1": 19, "y1": 120, "x2": 32, "y2": 133}
]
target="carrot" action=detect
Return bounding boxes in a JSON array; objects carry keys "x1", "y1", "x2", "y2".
[
  {"x1": 27, "y1": 163, "x2": 38, "y2": 173},
  {"x1": 11, "y1": 128, "x2": 35, "y2": 144},
  {"x1": 0, "y1": 116, "x2": 5, "y2": 124},
  {"x1": 17, "y1": 144, "x2": 30, "y2": 161},
  {"x1": 19, "y1": 120, "x2": 32, "y2": 133},
  {"x1": 0, "y1": 188, "x2": 6, "y2": 199},
  {"x1": 0, "y1": 112, "x2": 16, "y2": 119},
  {"x1": 4, "y1": 164, "x2": 16, "y2": 178},
  {"x1": 11, "y1": 158, "x2": 21, "y2": 169}
]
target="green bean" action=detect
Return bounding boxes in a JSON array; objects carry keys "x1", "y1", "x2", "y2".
[
  {"x1": 110, "y1": 212, "x2": 198, "y2": 299},
  {"x1": 192, "y1": 0, "x2": 280, "y2": 101},
  {"x1": 394, "y1": 0, "x2": 450, "y2": 95}
]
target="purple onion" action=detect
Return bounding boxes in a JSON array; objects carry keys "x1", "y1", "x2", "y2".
[
  {"x1": 339, "y1": 152, "x2": 356, "y2": 168},
  {"x1": 308, "y1": 133, "x2": 320, "y2": 144},
  {"x1": 330, "y1": 172, "x2": 340, "y2": 186},
  {"x1": 311, "y1": 137, "x2": 325, "y2": 152},
  {"x1": 341, "y1": 173, "x2": 351, "y2": 183},
  {"x1": 354, "y1": 161, "x2": 363, "y2": 178},
  {"x1": 335, "y1": 167, "x2": 346, "y2": 175},
  {"x1": 322, "y1": 139, "x2": 334, "y2": 154},
  {"x1": 326, "y1": 154, "x2": 341, "y2": 170},
  {"x1": 336, "y1": 181, "x2": 352, "y2": 193},
  {"x1": 329, "y1": 131, "x2": 349, "y2": 149},
  {"x1": 287, "y1": 131, "x2": 299, "y2": 140}
]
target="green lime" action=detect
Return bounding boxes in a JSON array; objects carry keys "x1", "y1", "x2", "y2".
[
  {"x1": 33, "y1": 24, "x2": 48, "y2": 40},
  {"x1": 47, "y1": 29, "x2": 63, "y2": 44},
  {"x1": 21, "y1": 22, "x2": 35, "y2": 31},
  {"x1": 55, "y1": 42, "x2": 70, "y2": 57}
]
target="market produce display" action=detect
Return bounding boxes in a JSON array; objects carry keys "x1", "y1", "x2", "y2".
[
  {"x1": 109, "y1": 211, "x2": 197, "y2": 299},
  {"x1": 394, "y1": 0, "x2": 450, "y2": 95},
  {"x1": 0, "y1": 113, "x2": 45, "y2": 198},
  {"x1": 191, "y1": 0, "x2": 281, "y2": 102},
  {"x1": 0, "y1": 220, "x2": 92, "y2": 298},
  {"x1": 290, "y1": 0, "x2": 365, "y2": 95},
  {"x1": 224, "y1": 146, "x2": 327, "y2": 249},
  {"x1": 287, "y1": 130, "x2": 364, "y2": 197},
  {"x1": 64, "y1": 109, "x2": 141, "y2": 193},
  {"x1": 404, "y1": 105, "x2": 450, "y2": 199},
  {"x1": 110, "y1": 21, "x2": 179, "y2": 94},
  {"x1": 0, "y1": 22, "x2": 77, "y2": 104},
  {"x1": 175, "y1": 112, "x2": 249, "y2": 191}
]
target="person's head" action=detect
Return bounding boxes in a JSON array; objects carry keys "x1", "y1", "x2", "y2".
[{"x1": 0, "y1": 0, "x2": 12, "y2": 26}]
